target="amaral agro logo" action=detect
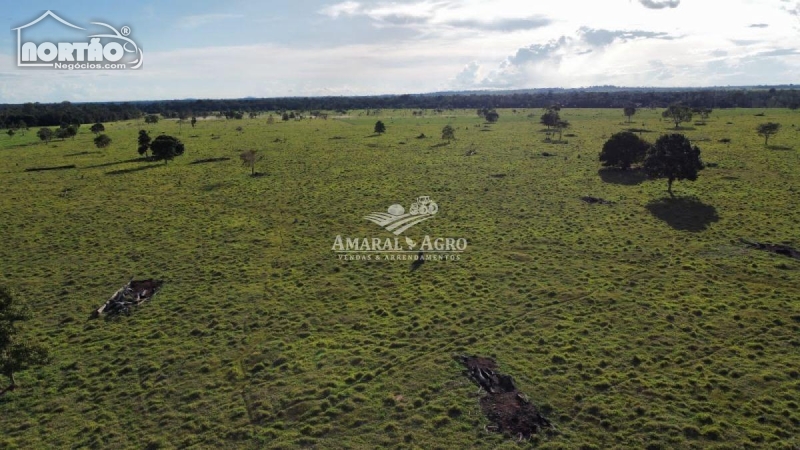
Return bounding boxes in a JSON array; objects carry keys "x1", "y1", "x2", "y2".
[
  {"x1": 14, "y1": 11, "x2": 143, "y2": 70},
  {"x1": 332, "y1": 195, "x2": 468, "y2": 261}
]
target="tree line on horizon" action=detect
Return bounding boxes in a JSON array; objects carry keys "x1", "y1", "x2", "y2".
[{"x1": 1, "y1": 88, "x2": 798, "y2": 128}]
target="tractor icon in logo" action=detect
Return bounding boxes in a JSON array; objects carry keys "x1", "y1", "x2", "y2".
[
  {"x1": 365, "y1": 195, "x2": 439, "y2": 235},
  {"x1": 409, "y1": 196, "x2": 438, "y2": 215}
]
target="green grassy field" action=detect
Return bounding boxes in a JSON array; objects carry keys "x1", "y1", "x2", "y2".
[{"x1": 1, "y1": 108, "x2": 798, "y2": 449}]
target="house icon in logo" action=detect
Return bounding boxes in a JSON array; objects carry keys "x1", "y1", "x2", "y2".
[{"x1": 13, "y1": 11, "x2": 85, "y2": 67}]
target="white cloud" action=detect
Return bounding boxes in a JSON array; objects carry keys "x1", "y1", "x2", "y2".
[{"x1": 318, "y1": 1, "x2": 362, "y2": 18}]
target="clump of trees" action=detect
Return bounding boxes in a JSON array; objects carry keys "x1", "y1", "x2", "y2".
[
  {"x1": 756, "y1": 122, "x2": 781, "y2": 146},
  {"x1": 374, "y1": 121, "x2": 386, "y2": 134},
  {"x1": 94, "y1": 134, "x2": 112, "y2": 149},
  {"x1": 662, "y1": 104, "x2": 693, "y2": 129},
  {"x1": 477, "y1": 107, "x2": 499, "y2": 123},
  {"x1": 1, "y1": 285, "x2": 49, "y2": 396},
  {"x1": 90, "y1": 123, "x2": 105, "y2": 134},
  {"x1": 600, "y1": 131, "x2": 650, "y2": 170},
  {"x1": 144, "y1": 114, "x2": 159, "y2": 124},
  {"x1": 643, "y1": 133, "x2": 704, "y2": 197},
  {"x1": 149, "y1": 135, "x2": 185, "y2": 164}
]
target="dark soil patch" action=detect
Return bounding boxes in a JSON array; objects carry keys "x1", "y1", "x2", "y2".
[
  {"x1": 581, "y1": 196, "x2": 614, "y2": 205},
  {"x1": 329, "y1": 136, "x2": 347, "y2": 140},
  {"x1": 92, "y1": 279, "x2": 163, "y2": 318},
  {"x1": 251, "y1": 172, "x2": 268, "y2": 178},
  {"x1": 189, "y1": 157, "x2": 231, "y2": 165},
  {"x1": 741, "y1": 239, "x2": 800, "y2": 260},
  {"x1": 490, "y1": 173, "x2": 507, "y2": 178},
  {"x1": 455, "y1": 355, "x2": 553, "y2": 440},
  {"x1": 25, "y1": 164, "x2": 76, "y2": 172}
]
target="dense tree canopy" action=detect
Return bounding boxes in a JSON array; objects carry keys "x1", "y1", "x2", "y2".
[
  {"x1": 600, "y1": 131, "x2": 651, "y2": 170},
  {"x1": 150, "y1": 135, "x2": 185, "y2": 163},
  {"x1": 644, "y1": 134, "x2": 704, "y2": 196}
]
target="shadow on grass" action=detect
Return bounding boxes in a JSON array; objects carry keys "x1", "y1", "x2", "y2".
[
  {"x1": 430, "y1": 142, "x2": 450, "y2": 148},
  {"x1": 65, "y1": 151, "x2": 101, "y2": 157},
  {"x1": 667, "y1": 126, "x2": 696, "y2": 131},
  {"x1": 598, "y1": 167, "x2": 647, "y2": 186},
  {"x1": 646, "y1": 196, "x2": 719, "y2": 232},
  {"x1": 768, "y1": 145, "x2": 793, "y2": 151},
  {"x1": 189, "y1": 157, "x2": 231, "y2": 165},
  {"x1": 201, "y1": 182, "x2": 227, "y2": 191},
  {"x1": 106, "y1": 164, "x2": 161, "y2": 176},
  {"x1": 85, "y1": 157, "x2": 148, "y2": 169}
]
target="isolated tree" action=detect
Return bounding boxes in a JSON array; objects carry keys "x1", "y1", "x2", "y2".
[
  {"x1": 149, "y1": 135, "x2": 185, "y2": 164},
  {"x1": 644, "y1": 133, "x2": 704, "y2": 197},
  {"x1": 662, "y1": 104, "x2": 693, "y2": 129},
  {"x1": 693, "y1": 108, "x2": 712, "y2": 124},
  {"x1": 554, "y1": 120, "x2": 570, "y2": 141},
  {"x1": 37, "y1": 128, "x2": 53, "y2": 143},
  {"x1": 267, "y1": 115, "x2": 275, "y2": 125},
  {"x1": 239, "y1": 149, "x2": 263, "y2": 176},
  {"x1": 374, "y1": 121, "x2": 386, "y2": 134},
  {"x1": 236, "y1": 126, "x2": 243, "y2": 135},
  {"x1": 6, "y1": 129, "x2": 14, "y2": 138},
  {"x1": 249, "y1": 112, "x2": 257, "y2": 119},
  {"x1": 540, "y1": 109, "x2": 560, "y2": 129},
  {"x1": 484, "y1": 110, "x2": 499, "y2": 123},
  {"x1": 94, "y1": 134, "x2": 112, "y2": 149},
  {"x1": 66, "y1": 125, "x2": 78, "y2": 140},
  {"x1": 0, "y1": 285, "x2": 49, "y2": 395},
  {"x1": 90, "y1": 123, "x2": 105, "y2": 135},
  {"x1": 600, "y1": 131, "x2": 651, "y2": 170},
  {"x1": 624, "y1": 105, "x2": 636, "y2": 123},
  {"x1": 282, "y1": 112, "x2": 290, "y2": 121},
  {"x1": 441, "y1": 124, "x2": 455, "y2": 143},
  {"x1": 144, "y1": 114, "x2": 159, "y2": 124},
  {"x1": 137, "y1": 130, "x2": 152, "y2": 158},
  {"x1": 190, "y1": 117, "x2": 197, "y2": 128},
  {"x1": 756, "y1": 122, "x2": 781, "y2": 146}
]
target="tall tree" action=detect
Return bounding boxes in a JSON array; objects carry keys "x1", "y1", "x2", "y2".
[
  {"x1": 644, "y1": 134, "x2": 704, "y2": 197},
  {"x1": 662, "y1": 104, "x2": 693, "y2": 129},
  {"x1": 149, "y1": 135, "x2": 185, "y2": 164},
  {"x1": 137, "y1": 130, "x2": 151, "y2": 158},
  {"x1": 756, "y1": 122, "x2": 781, "y2": 146},
  {"x1": 190, "y1": 117, "x2": 197, "y2": 128},
  {"x1": 0, "y1": 285, "x2": 49, "y2": 396},
  {"x1": 600, "y1": 131, "x2": 651, "y2": 170},
  {"x1": 624, "y1": 105, "x2": 636, "y2": 123},
  {"x1": 374, "y1": 121, "x2": 386, "y2": 134}
]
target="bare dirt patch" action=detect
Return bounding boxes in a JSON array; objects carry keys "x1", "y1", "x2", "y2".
[{"x1": 455, "y1": 355, "x2": 553, "y2": 440}]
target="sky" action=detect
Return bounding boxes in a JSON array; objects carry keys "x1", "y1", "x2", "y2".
[{"x1": 1, "y1": 0, "x2": 799, "y2": 103}]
